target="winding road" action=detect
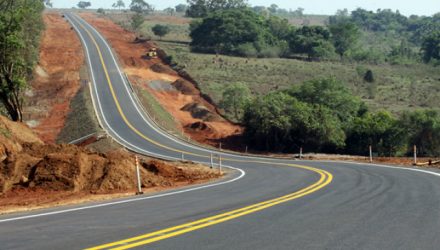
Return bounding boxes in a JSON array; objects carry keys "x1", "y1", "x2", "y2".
[{"x1": 1, "y1": 13, "x2": 440, "y2": 249}]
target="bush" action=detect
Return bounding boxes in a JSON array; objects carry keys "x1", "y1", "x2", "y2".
[{"x1": 236, "y1": 43, "x2": 258, "y2": 57}]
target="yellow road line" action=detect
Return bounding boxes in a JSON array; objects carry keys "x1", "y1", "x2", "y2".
[
  {"x1": 70, "y1": 15, "x2": 333, "y2": 250},
  {"x1": 87, "y1": 165, "x2": 331, "y2": 250}
]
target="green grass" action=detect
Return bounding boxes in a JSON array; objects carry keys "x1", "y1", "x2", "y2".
[
  {"x1": 133, "y1": 85, "x2": 182, "y2": 137},
  {"x1": 107, "y1": 13, "x2": 440, "y2": 116}
]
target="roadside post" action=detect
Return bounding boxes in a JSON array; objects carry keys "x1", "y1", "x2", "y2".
[
  {"x1": 245, "y1": 145, "x2": 248, "y2": 154},
  {"x1": 210, "y1": 153, "x2": 214, "y2": 168},
  {"x1": 219, "y1": 142, "x2": 222, "y2": 151},
  {"x1": 369, "y1": 145, "x2": 373, "y2": 163},
  {"x1": 299, "y1": 147, "x2": 303, "y2": 159},
  {"x1": 181, "y1": 152, "x2": 185, "y2": 161},
  {"x1": 414, "y1": 145, "x2": 417, "y2": 165},
  {"x1": 219, "y1": 155, "x2": 223, "y2": 174},
  {"x1": 135, "y1": 155, "x2": 143, "y2": 195}
]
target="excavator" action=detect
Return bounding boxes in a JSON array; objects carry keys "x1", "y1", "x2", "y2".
[{"x1": 146, "y1": 48, "x2": 158, "y2": 59}]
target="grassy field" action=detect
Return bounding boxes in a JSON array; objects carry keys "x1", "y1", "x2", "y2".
[{"x1": 108, "y1": 13, "x2": 440, "y2": 116}]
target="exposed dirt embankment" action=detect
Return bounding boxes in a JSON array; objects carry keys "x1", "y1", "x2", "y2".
[
  {"x1": 79, "y1": 13, "x2": 242, "y2": 148},
  {"x1": 0, "y1": 116, "x2": 220, "y2": 214},
  {"x1": 23, "y1": 13, "x2": 85, "y2": 144}
]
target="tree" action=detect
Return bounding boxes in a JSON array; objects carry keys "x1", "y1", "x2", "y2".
[
  {"x1": 175, "y1": 4, "x2": 188, "y2": 13},
  {"x1": 130, "y1": 0, "x2": 152, "y2": 14},
  {"x1": 421, "y1": 31, "x2": 440, "y2": 63},
  {"x1": 328, "y1": 19, "x2": 360, "y2": 58},
  {"x1": 288, "y1": 26, "x2": 334, "y2": 59},
  {"x1": 288, "y1": 78, "x2": 363, "y2": 126},
  {"x1": 164, "y1": 7, "x2": 175, "y2": 16},
  {"x1": 97, "y1": 8, "x2": 105, "y2": 14},
  {"x1": 131, "y1": 13, "x2": 144, "y2": 31},
  {"x1": 189, "y1": 9, "x2": 276, "y2": 55},
  {"x1": 77, "y1": 1, "x2": 91, "y2": 9},
  {"x1": 152, "y1": 24, "x2": 170, "y2": 40},
  {"x1": 186, "y1": 0, "x2": 248, "y2": 18},
  {"x1": 399, "y1": 110, "x2": 440, "y2": 156},
  {"x1": 219, "y1": 83, "x2": 251, "y2": 121},
  {"x1": 112, "y1": 0, "x2": 125, "y2": 11},
  {"x1": 346, "y1": 111, "x2": 405, "y2": 156},
  {"x1": 0, "y1": 0, "x2": 45, "y2": 121}
]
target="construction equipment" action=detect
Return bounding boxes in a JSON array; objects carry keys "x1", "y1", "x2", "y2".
[{"x1": 146, "y1": 48, "x2": 158, "y2": 59}]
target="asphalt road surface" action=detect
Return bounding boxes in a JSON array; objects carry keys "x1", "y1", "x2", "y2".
[{"x1": 1, "y1": 13, "x2": 440, "y2": 250}]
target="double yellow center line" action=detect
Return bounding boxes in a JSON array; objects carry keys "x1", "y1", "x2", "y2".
[{"x1": 68, "y1": 14, "x2": 333, "y2": 250}]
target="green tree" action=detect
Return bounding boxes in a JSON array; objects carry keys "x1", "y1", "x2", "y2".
[
  {"x1": 346, "y1": 111, "x2": 405, "y2": 156},
  {"x1": 289, "y1": 78, "x2": 363, "y2": 125},
  {"x1": 130, "y1": 0, "x2": 151, "y2": 14},
  {"x1": 421, "y1": 31, "x2": 440, "y2": 63},
  {"x1": 77, "y1": 1, "x2": 91, "y2": 9},
  {"x1": 175, "y1": 4, "x2": 188, "y2": 13},
  {"x1": 219, "y1": 83, "x2": 251, "y2": 121},
  {"x1": 131, "y1": 13, "x2": 144, "y2": 31},
  {"x1": 186, "y1": 0, "x2": 248, "y2": 18},
  {"x1": 189, "y1": 9, "x2": 276, "y2": 55},
  {"x1": 0, "y1": 0, "x2": 44, "y2": 121},
  {"x1": 399, "y1": 110, "x2": 440, "y2": 156},
  {"x1": 112, "y1": 0, "x2": 125, "y2": 11},
  {"x1": 97, "y1": 8, "x2": 105, "y2": 14},
  {"x1": 152, "y1": 24, "x2": 170, "y2": 40},
  {"x1": 328, "y1": 19, "x2": 360, "y2": 58},
  {"x1": 288, "y1": 26, "x2": 335, "y2": 59}
]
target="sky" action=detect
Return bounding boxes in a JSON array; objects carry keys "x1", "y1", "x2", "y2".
[{"x1": 52, "y1": 0, "x2": 439, "y2": 16}]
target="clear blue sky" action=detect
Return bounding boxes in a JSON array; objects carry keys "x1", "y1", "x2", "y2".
[{"x1": 53, "y1": 0, "x2": 439, "y2": 16}]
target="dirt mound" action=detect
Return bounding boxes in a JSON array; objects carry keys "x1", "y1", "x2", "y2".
[
  {"x1": 186, "y1": 122, "x2": 213, "y2": 133},
  {"x1": 171, "y1": 79, "x2": 198, "y2": 95},
  {"x1": 0, "y1": 116, "x2": 220, "y2": 212},
  {"x1": 150, "y1": 63, "x2": 177, "y2": 75},
  {"x1": 181, "y1": 103, "x2": 220, "y2": 122}
]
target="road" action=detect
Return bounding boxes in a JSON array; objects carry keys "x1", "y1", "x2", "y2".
[{"x1": 1, "y1": 13, "x2": 440, "y2": 249}]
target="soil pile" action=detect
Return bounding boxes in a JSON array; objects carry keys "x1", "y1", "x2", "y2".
[
  {"x1": 0, "y1": 116, "x2": 220, "y2": 212},
  {"x1": 23, "y1": 13, "x2": 84, "y2": 143}
]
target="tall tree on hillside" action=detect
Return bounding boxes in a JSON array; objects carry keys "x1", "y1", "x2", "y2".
[
  {"x1": 186, "y1": 0, "x2": 248, "y2": 18},
  {"x1": 328, "y1": 19, "x2": 360, "y2": 58},
  {"x1": 421, "y1": 31, "x2": 440, "y2": 63},
  {"x1": 130, "y1": 0, "x2": 152, "y2": 14},
  {"x1": 131, "y1": 13, "x2": 144, "y2": 31},
  {"x1": 0, "y1": 0, "x2": 45, "y2": 121},
  {"x1": 175, "y1": 4, "x2": 188, "y2": 13},
  {"x1": 112, "y1": 0, "x2": 125, "y2": 11},
  {"x1": 77, "y1": 1, "x2": 91, "y2": 9}
]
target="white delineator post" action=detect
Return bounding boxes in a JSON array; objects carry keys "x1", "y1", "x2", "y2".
[
  {"x1": 369, "y1": 145, "x2": 373, "y2": 163},
  {"x1": 210, "y1": 153, "x2": 214, "y2": 169},
  {"x1": 219, "y1": 142, "x2": 222, "y2": 151},
  {"x1": 135, "y1": 155, "x2": 143, "y2": 195},
  {"x1": 181, "y1": 152, "x2": 185, "y2": 161},
  {"x1": 299, "y1": 147, "x2": 303, "y2": 159},
  {"x1": 414, "y1": 145, "x2": 417, "y2": 165},
  {"x1": 219, "y1": 155, "x2": 223, "y2": 174}
]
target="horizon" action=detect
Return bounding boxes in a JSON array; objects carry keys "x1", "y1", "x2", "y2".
[{"x1": 52, "y1": 0, "x2": 439, "y2": 17}]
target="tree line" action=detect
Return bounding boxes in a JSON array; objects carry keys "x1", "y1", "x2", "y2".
[
  {"x1": 0, "y1": 0, "x2": 45, "y2": 121},
  {"x1": 220, "y1": 79, "x2": 440, "y2": 157},
  {"x1": 186, "y1": 1, "x2": 439, "y2": 65}
]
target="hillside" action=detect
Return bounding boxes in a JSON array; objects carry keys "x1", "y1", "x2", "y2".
[{"x1": 0, "y1": 115, "x2": 220, "y2": 214}]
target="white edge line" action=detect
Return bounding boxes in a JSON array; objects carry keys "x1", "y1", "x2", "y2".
[{"x1": 0, "y1": 14, "x2": 246, "y2": 224}]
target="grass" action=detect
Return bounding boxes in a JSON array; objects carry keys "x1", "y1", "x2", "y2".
[
  {"x1": 107, "y1": 12, "x2": 440, "y2": 116},
  {"x1": 56, "y1": 66, "x2": 101, "y2": 144},
  {"x1": 133, "y1": 84, "x2": 182, "y2": 137}
]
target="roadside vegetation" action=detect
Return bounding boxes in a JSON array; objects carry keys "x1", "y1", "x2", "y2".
[
  {"x1": 0, "y1": 0, "x2": 48, "y2": 121},
  {"x1": 101, "y1": 1, "x2": 440, "y2": 156}
]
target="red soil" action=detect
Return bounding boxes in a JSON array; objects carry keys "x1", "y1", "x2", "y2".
[
  {"x1": 79, "y1": 13, "x2": 242, "y2": 149},
  {"x1": 24, "y1": 13, "x2": 84, "y2": 143}
]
